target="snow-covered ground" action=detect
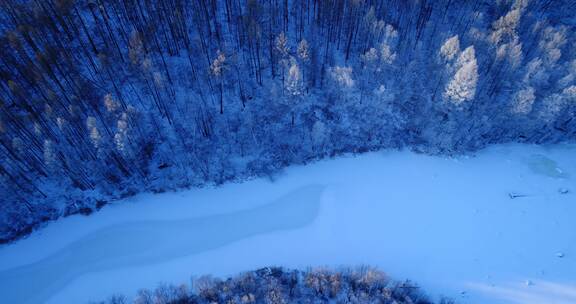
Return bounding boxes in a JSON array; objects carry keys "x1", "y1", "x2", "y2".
[{"x1": 0, "y1": 144, "x2": 575, "y2": 304}]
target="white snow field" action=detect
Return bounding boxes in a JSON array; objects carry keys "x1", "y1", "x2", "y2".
[{"x1": 0, "y1": 144, "x2": 575, "y2": 304}]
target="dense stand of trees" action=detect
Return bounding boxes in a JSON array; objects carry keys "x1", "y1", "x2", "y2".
[
  {"x1": 92, "y1": 267, "x2": 451, "y2": 304},
  {"x1": 0, "y1": 0, "x2": 575, "y2": 243}
]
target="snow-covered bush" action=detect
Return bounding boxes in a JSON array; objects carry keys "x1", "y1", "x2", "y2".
[{"x1": 91, "y1": 267, "x2": 438, "y2": 304}]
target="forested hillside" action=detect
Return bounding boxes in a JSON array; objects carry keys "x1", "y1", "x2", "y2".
[{"x1": 0, "y1": 0, "x2": 575, "y2": 243}]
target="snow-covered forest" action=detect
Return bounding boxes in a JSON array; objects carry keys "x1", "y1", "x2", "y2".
[{"x1": 0, "y1": 0, "x2": 575, "y2": 244}]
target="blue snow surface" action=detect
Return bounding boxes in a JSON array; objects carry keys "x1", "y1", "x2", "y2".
[{"x1": 0, "y1": 143, "x2": 575, "y2": 304}]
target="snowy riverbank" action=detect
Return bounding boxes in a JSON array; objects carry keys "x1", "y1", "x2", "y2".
[{"x1": 0, "y1": 143, "x2": 574, "y2": 304}]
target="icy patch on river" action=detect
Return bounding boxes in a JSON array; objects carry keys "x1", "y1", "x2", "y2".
[{"x1": 526, "y1": 154, "x2": 570, "y2": 179}]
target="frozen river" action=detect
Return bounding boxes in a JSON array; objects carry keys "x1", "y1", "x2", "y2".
[{"x1": 0, "y1": 144, "x2": 575, "y2": 304}]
